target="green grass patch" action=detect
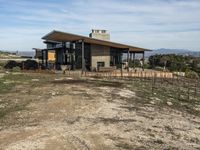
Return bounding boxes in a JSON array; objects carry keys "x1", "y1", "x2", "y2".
[
  {"x1": 0, "y1": 103, "x2": 28, "y2": 119},
  {"x1": 0, "y1": 80, "x2": 14, "y2": 93},
  {"x1": 0, "y1": 73, "x2": 55, "y2": 94}
]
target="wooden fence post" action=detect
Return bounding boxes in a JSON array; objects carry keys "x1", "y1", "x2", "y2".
[
  {"x1": 177, "y1": 76, "x2": 181, "y2": 100},
  {"x1": 187, "y1": 81, "x2": 190, "y2": 101},
  {"x1": 121, "y1": 64, "x2": 123, "y2": 78}
]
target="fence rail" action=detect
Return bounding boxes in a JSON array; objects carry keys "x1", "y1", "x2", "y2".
[{"x1": 84, "y1": 70, "x2": 174, "y2": 78}]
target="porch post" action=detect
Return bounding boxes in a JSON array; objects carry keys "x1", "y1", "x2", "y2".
[
  {"x1": 45, "y1": 50, "x2": 48, "y2": 68},
  {"x1": 55, "y1": 49, "x2": 58, "y2": 70},
  {"x1": 82, "y1": 40, "x2": 85, "y2": 74},
  {"x1": 130, "y1": 52, "x2": 132, "y2": 62},
  {"x1": 127, "y1": 49, "x2": 130, "y2": 72},
  {"x1": 41, "y1": 50, "x2": 44, "y2": 65},
  {"x1": 133, "y1": 52, "x2": 136, "y2": 69}
]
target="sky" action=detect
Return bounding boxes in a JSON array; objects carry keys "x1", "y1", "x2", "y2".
[{"x1": 0, "y1": 0, "x2": 200, "y2": 51}]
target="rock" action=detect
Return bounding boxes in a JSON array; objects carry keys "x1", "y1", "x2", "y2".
[
  {"x1": 54, "y1": 78, "x2": 63, "y2": 81},
  {"x1": 150, "y1": 101, "x2": 155, "y2": 105},
  {"x1": 154, "y1": 97, "x2": 160, "y2": 101},
  {"x1": 21, "y1": 90, "x2": 28, "y2": 94},
  {"x1": 167, "y1": 101, "x2": 173, "y2": 106},
  {"x1": 0, "y1": 104, "x2": 5, "y2": 108},
  {"x1": 51, "y1": 92, "x2": 56, "y2": 96},
  {"x1": 31, "y1": 79, "x2": 39, "y2": 82},
  {"x1": 3, "y1": 81, "x2": 13, "y2": 84}
]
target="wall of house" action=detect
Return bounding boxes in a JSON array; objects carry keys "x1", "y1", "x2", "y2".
[{"x1": 91, "y1": 44, "x2": 110, "y2": 69}]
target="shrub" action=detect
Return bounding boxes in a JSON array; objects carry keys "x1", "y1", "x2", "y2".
[
  {"x1": 12, "y1": 66, "x2": 21, "y2": 72},
  {"x1": 4, "y1": 60, "x2": 20, "y2": 69},
  {"x1": 22, "y1": 60, "x2": 38, "y2": 70},
  {"x1": 185, "y1": 71, "x2": 199, "y2": 79}
]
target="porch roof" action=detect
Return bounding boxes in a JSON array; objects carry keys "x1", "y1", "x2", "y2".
[{"x1": 42, "y1": 30, "x2": 150, "y2": 53}]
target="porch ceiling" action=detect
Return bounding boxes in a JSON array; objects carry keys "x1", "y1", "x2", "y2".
[{"x1": 42, "y1": 30, "x2": 151, "y2": 52}]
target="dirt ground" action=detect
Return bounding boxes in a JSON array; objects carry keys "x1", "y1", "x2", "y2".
[{"x1": 0, "y1": 73, "x2": 200, "y2": 150}]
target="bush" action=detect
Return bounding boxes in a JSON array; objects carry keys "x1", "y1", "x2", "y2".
[
  {"x1": 12, "y1": 66, "x2": 21, "y2": 72},
  {"x1": 185, "y1": 71, "x2": 199, "y2": 79},
  {"x1": 4, "y1": 60, "x2": 20, "y2": 69},
  {"x1": 0, "y1": 62, "x2": 5, "y2": 67},
  {"x1": 22, "y1": 60, "x2": 38, "y2": 70},
  {"x1": 4, "y1": 60, "x2": 39, "y2": 70}
]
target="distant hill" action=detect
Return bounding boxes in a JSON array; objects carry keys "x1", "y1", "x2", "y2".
[
  {"x1": 0, "y1": 50, "x2": 35, "y2": 58},
  {"x1": 146, "y1": 48, "x2": 200, "y2": 58},
  {"x1": 17, "y1": 51, "x2": 35, "y2": 58},
  {"x1": 0, "y1": 51, "x2": 22, "y2": 59}
]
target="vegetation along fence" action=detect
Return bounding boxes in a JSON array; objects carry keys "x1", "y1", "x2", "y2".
[{"x1": 63, "y1": 70, "x2": 200, "y2": 103}]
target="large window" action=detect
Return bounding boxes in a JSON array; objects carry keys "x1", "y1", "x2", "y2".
[
  {"x1": 74, "y1": 43, "x2": 91, "y2": 70},
  {"x1": 110, "y1": 47, "x2": 123, "y2": 68}
]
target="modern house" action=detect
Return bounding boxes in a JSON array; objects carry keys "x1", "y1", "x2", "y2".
[{"x1": 36, "y1": 30, "x2": 148, "y2": 72}]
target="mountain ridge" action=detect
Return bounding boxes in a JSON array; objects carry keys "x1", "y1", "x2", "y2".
[{"x1": 146, "y1": 48, "x2": 200, "y2": 57}]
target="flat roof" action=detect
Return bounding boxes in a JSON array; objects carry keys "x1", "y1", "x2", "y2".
[{"x1": 42, "y1": 30, "x2": 150, "y2": 52}]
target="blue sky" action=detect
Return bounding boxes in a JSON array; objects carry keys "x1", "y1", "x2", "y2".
[{"x1": 0, "y1": 0, "x2": 200, "y2": 51}]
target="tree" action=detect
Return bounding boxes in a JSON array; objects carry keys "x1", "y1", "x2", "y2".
[
  {"x1": 160, "y1": 55, "x2": 169, "y2": 71},
  {"x1": 148, "y1": 54, "x2": 200, "y2": 74}
]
